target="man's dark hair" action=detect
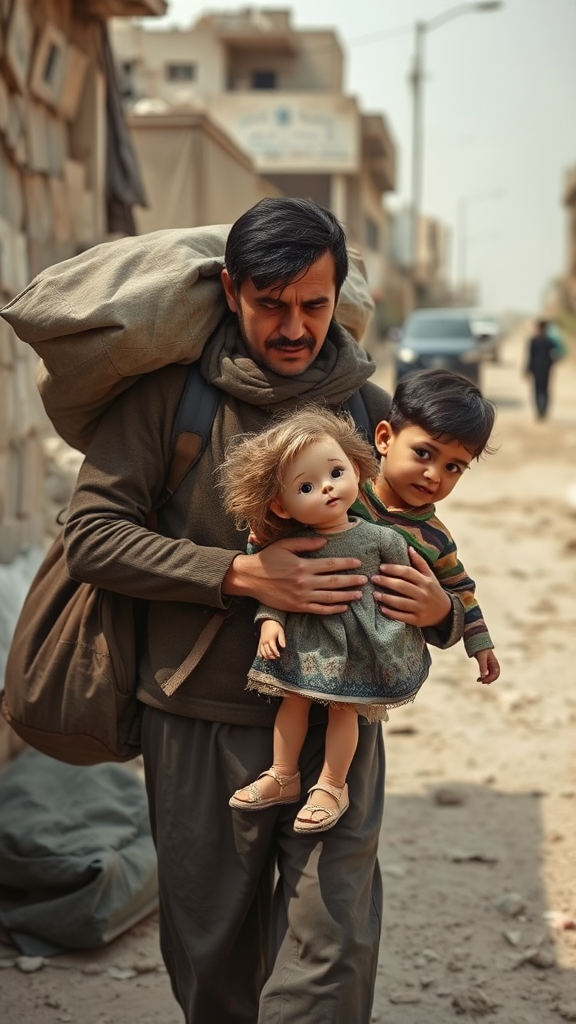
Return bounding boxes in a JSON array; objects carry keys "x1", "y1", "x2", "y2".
[
  {"x1": 224, "y1": 197, "x2": 348, "y2": 295},
  {"x1": 388, "y1": 369, "x2": 496, "y2": 458}
]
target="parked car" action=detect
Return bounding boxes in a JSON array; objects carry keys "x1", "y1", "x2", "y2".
[
  {"x1": 393, "y1": 308, "x2": 486, "y2": 387},
  {"x1": 468, "y1": 309, "x2": 503, "y2": 363}
]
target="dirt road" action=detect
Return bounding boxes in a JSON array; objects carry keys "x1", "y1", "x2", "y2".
[{"x1": 1, "y1": 323, "x2": 575, "y2": 1023}]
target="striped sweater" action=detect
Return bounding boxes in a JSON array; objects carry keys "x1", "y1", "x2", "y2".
[{"x1": 352, "y1": 480, "x2": 493, "y2": 658}]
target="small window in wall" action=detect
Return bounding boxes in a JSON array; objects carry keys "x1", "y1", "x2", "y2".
[
  {"x1": 166, "y1": 63, "x2": 196, "y2": 82},
  {"x1": 365, "y1": 216, "x2": 380, "y2": 252},
  {"x1": 252, "y1": 70, "x2": 277, "y2": 89}
]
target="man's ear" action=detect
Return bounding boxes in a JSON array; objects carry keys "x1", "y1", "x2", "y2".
[
  {"x1": 375, "y1": 420, "x2": 394, "y2": 456},
  {"x1": 221, "y1": 268, "x2": 239, "y2": 313},
  {"x1": 270, "y1": 497, "x2": 291, "y2": 520}
]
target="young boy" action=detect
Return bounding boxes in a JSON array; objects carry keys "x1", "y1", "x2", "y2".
[{"x1": 353, "y1": 368, "x2": 500, "y2": 685}]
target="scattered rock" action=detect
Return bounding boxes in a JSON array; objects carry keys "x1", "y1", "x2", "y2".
[
  {"x1": 15, "y1": 956, "x2": 45, "y2": 973},
  {"x1": 388, "y1": 990, "x2": 422, "y2": 1004},
  {"x1": 556, "y1": 1001, "x2": 576, "y2": 1021},
  {"x1": 493, "y1": 892, "x2": 526, "y2": 917},
  {"x1": 452, "y1": 986, "x2": 498, "y2": 1015},
  {"x1": 81, "y1": 963, "x2": 105, "y2": 975},
  {"x1": 446, "y1": 848, "x2": 499, "y2": 863},
  {"x1": 132, "y1": 958, "x2": 162, "y2": 974},
  {"x1": 107, "y1": 966, "x2": 138, "y2": 980},
  {"x1": 381, "y1": 863, "x2": 406, "y2": 877},
  {"x1": 545, "y1": 911, "x2": 576, "y2": 931},
  {"x1": 44, "y1": 996, "x2": 62, "y2": 1009},
  {"x1": 434, "y1": 786, "x2": 466, "y2": 806},
  {"x1": 513, "y1": 946, "x2": 556, "y2": 969},
  {"x1": 503, "y1": 929, "x2": 522, "y2": 946}
]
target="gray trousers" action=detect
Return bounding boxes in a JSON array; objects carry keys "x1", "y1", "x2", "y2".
[{"x1": 141, "y1": 706, "x2": 385, "y2": 1024}]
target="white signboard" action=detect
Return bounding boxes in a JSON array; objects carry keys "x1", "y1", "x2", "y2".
[{"x1": 209, "y1": 93, "x2": 359, "y2": 172}]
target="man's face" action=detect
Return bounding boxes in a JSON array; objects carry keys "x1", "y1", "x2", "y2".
[{"x1": 221, "y1": 251, "x2": 337, "y2": 376}]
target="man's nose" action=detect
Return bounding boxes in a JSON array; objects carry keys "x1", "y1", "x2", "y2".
[{"x1": 280, "y1": 306, "x2": 305, "y2": 340}]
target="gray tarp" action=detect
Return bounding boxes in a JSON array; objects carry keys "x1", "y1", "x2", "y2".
[{"x1": 0, "y1": 749, "x2": 157, "y2": 956}]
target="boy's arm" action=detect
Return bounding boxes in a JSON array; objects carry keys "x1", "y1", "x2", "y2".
[{"x1": 432, "y1": 543, "x2": 495, "y2": 657}]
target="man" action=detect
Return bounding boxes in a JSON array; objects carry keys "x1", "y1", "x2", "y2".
[
  {"x1": 525, "y1": 318, "x2": 558, "y2": 419},
  {"x1": 64, "y1": 198, "x2": 462, "y2": 1023}
]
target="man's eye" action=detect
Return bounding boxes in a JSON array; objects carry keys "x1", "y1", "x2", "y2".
[
  {"x1": 300, "y1": 483, "x2": 313, "y2": 494},
  {"x1": 330, "y1": 467, "x2": 344, "y2": 478}
]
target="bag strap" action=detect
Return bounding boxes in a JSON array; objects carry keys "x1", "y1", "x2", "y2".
[
  {"x1": 158, "y1": 363, "x2": 221, "y2": 507},
  {"x1": 344, "y1": 388, "x2": 377, "y2": 454},
  {"x1": 152, "y1": 364, "x2": 226, "y2": 693}
]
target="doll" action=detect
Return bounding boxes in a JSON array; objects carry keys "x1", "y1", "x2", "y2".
[{"x1": 220, "y1": 406, "x2": 430, "y2": 834}]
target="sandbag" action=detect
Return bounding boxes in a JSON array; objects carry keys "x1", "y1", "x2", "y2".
[
  {"x1": 0, "y1": 748, "x2": 157, "y2": 956},
  {"x1": 1, "y1": 225, "x2": 374, "y2": 452}
]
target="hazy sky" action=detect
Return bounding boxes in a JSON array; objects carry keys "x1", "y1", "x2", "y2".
[{"x1": 138, "y1": 1, "x2": 576, "y2": 313}]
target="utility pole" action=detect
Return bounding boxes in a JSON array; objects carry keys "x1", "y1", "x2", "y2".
[{"x1": 410, "y1": 21, "x2": 425, "y2": 275}]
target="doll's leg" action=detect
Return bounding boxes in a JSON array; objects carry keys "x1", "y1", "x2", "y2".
[
  {"x1": 229, "y1": 696, "x2": 310, "y2": 810},
  {"x1": 294, "y1": 706, "x2": 358, "y2": 832}
]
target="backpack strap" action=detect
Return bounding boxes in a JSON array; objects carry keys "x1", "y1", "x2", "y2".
[
  {"x1": 158, "y1": 363, "x2": 221, "y2": 508},
  {"x1": 344, "y1": 388, "x2": 377, "y2": 454}
]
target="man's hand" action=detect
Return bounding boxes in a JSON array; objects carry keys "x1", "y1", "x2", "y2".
[
  {"x1": 223, "y1": 536, "x2": 367, "y2": 614},
  {"x1": 371, "y1": 546, "x2": 451, "y2": 627},
  {"x1": 475, "y1": 649, "x2": 500, "y2": 685},
  {"x1": 258, "y1": 620, "x2": 286, "y2": 660}
]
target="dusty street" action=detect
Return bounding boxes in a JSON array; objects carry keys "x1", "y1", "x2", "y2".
[{"x1": 1, "y1": 323, "x2": 575, "y2": 1023}]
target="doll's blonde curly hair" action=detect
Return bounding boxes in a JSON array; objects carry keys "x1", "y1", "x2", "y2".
[{"x1": 219, "y1": 405, "x2": 378, "y2": 546}]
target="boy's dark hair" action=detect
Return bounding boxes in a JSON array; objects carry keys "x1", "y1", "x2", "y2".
[
  {"x1": 389, "y1": 369, "x2": 496, "y2": 458},
  {"x1": 224, "y1": 197, "x2": 349, "y2": 296}
]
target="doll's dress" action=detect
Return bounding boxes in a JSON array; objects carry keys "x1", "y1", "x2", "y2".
[{"x1": 246, "y1": 518, "x2": 431, "y2": 722}]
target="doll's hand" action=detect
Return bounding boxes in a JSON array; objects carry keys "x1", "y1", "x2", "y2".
[
  {"x1": 372, "y1": 547, "x2": 451, "y2": 626},
  {"x1": 475, "y1": 649, "x2": 500, "y2": 684},
  {"x1": 258, "y1": 620, "x2": 286, "y2": 660}
]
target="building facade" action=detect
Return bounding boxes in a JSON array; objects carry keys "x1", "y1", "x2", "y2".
[
  {"x1": 110, "y1": 8, "x2": 396, "y2": 300},
  {"x1": 0, "y1": 0, "x2": 166, "y2": 767}
]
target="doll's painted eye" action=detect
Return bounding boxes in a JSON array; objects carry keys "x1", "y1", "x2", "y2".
[
  {"x1": 300, "y1": 482, "x2": 313, "y2": 494},
  {"x1": 330, "y1": 467, "x2": 345, "y2": 479}
]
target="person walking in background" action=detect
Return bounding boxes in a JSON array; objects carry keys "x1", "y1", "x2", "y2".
[{"x1": 525, "y1": 319, "x2": 559, "y2": 419}]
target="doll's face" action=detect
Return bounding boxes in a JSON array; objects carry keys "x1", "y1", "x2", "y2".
[{"x1": 270, "y1": 435, "x2": 360, "y2": 533}]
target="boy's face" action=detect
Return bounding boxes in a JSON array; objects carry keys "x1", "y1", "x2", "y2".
[
  {"x1": 270, "y1": 436, "x2": 360, "y2": 533},
  {"x1": 374, "y1": 422, "x2": 473, "y2": 510}
]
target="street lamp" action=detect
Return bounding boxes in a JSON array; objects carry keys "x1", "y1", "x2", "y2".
[{"x1": 410, "y1": 2, "x2": 503, "y2": 274}]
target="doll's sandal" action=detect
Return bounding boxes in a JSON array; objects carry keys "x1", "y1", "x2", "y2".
[
  {"x1": 229, "y1": 768, "x2": 301, "y2": 810},
  {"x1": 293, "y1": 782, "x2": 349, "y2": 833}
]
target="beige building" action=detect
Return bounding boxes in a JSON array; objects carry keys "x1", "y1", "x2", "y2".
[
  {"x1": 110, "y1": 8, "x2": 396, "y2": 299},
  {"x1": 0, "y1": 0, "x2": 167, "y2": 767}
]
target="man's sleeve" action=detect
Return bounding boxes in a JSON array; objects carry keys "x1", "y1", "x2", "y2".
[{"x1": 64, "y1": 367, "x2": 242, "y2": 608}]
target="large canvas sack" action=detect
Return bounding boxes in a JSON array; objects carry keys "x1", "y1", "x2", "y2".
[
  {"x1": 1, "y1": 225, "x2": 374, "y2": 452},
  {"x1": 0, "y1": 531, "x2": 142, "y2": 765}
]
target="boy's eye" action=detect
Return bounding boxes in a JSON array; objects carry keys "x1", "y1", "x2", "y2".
[
  {"x1": 446, "y1": 462, "x2": 462, "y2": 475},
  {"x1": 414, "y1": 447, "x2": 430, "y2": 460},
  {"x1": 330, "y1": 467, "x2": 344, "y2": 479},
  {"x1": 300, "y1": 482, "x2": 313, "y2": 494}
]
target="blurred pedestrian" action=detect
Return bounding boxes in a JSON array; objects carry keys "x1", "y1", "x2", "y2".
[{"x1": 525, "y1": 319, "x2": 558, "y2": 419}]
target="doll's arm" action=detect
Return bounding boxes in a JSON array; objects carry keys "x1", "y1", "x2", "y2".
[
  {"x1": 255, "y1": 605, "x2": 287, "y2": 660},
  {"x1": 258, "y1": 618, "x2": 286, "y2": 660}
]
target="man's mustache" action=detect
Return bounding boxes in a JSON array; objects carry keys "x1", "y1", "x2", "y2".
[{"x1": 265, "y1": 335, "x2": 316, "y2": 352}]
